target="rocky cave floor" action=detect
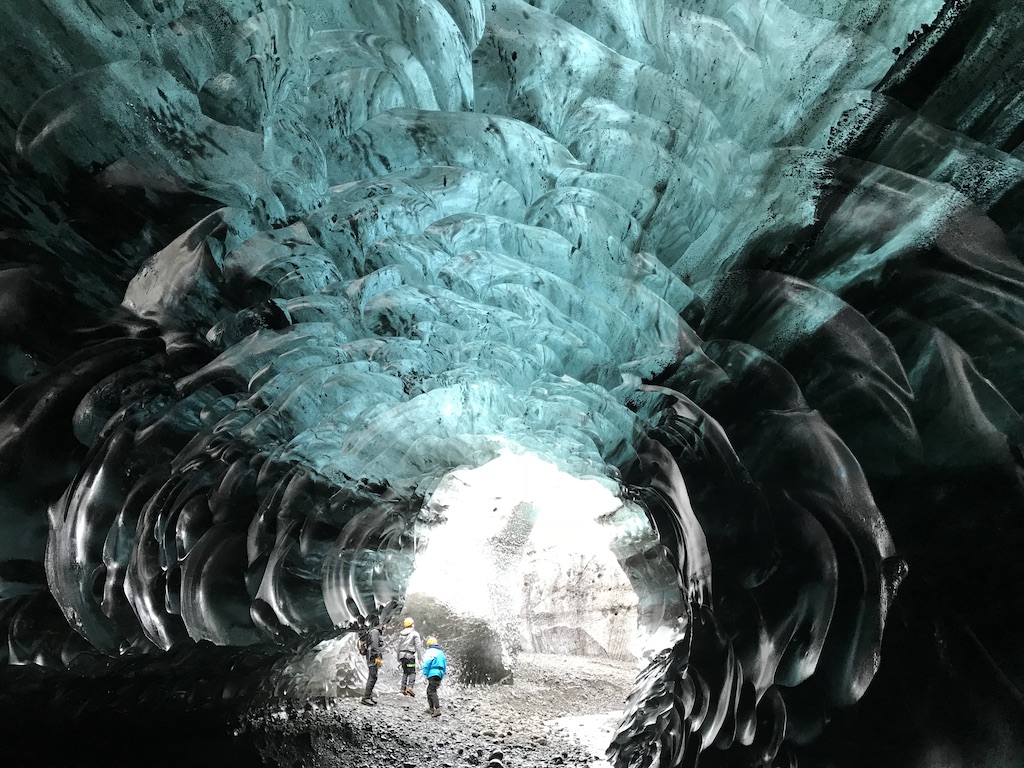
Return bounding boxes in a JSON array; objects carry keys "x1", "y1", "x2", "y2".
[
  {"x1": 248, "y1": 653, "x2": 637, "y2": 768},
  {"x1": 0, "y1": 651, "x2": 638, "y2": 768}
]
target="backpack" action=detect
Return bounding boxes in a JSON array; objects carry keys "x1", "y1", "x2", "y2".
[{"x1": 357, "y1": 629, "x2": 370, "y2": 656}]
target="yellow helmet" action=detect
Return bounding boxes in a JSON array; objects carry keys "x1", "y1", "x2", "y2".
[
  {"x1": 426, "y1": 636, "x2": 439, "y2": 647},
  {"x1": 403, "y1": 617, "x2": 414, "y2": 628}
]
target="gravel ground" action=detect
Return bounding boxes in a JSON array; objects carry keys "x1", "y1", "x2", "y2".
[{"x1": 246, "y1": 653, "x2": 639, "y2": 768}]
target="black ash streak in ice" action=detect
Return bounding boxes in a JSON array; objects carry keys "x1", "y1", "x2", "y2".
[{"x1": 2, "y1": 0, "x2": 1024, "y2": 767}]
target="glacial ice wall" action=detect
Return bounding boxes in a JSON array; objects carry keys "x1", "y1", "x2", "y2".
[{"x1": 2, "y1": 0, "x2": 1024, "y2": 766}]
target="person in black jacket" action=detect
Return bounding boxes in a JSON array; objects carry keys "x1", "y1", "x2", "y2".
[{"x1": 360, "y1": 617, "x2": 387, "y2": 705}]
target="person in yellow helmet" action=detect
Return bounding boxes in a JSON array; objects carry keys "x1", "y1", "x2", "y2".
[
  {"x1": 421, "y1": 636, "x2": 447, "y2": 716},
  {"x1": 396, "y1": 617, "x2": 423, "y2": 696}
]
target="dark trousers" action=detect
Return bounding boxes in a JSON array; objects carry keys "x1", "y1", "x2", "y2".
[
  {"x1": 426, "y1": 676, "x2": 442, "y2": 709},
  {"x1": 364, "y1": 660, "x2": 379, "y2": 698},
  {"x1": 400, "y1": 657, "x2": 416, "y2": 691}
]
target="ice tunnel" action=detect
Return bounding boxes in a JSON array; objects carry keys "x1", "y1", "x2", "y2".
[{"x1": 2, "y1": 0, "x2": 1024, "y2": 766}]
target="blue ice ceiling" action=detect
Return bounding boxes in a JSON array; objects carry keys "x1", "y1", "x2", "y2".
[{"x1": 2, "y1": 1, "x2": 1024, "y2": 766}]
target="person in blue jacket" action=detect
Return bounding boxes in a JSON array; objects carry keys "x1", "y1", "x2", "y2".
[{"x1": 421, "y1": 636, "x2": 447, "y2": 716}]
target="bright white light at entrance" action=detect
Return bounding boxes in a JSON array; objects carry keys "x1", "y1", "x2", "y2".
[{"x1": 405, "y1": 451, "x2": 640, "y2": 661}]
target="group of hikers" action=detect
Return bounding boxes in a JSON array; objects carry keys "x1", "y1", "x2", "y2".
[{"x1": 360, "y1": 617, "x2": 448, "y2": 716}]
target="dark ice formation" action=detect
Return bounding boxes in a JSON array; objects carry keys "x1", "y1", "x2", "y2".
[{"x1": 2, "y1": 0, "x2": 1024, "y2": 766}]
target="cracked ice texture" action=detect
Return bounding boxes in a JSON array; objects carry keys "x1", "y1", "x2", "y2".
[{"x1": 2, "y1": 0, "x2": 1024, "y2": 766}]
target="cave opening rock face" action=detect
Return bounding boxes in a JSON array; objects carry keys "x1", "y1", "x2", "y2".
[
  {"x1": 399, "y1": 453, "x2": 671, "y2": 683},
  {"x1": 520, "y1": 543, "x2": 640, "y2": 661},
  {"x1": 400, "y1": 593, "x2": 511, "y2": 685},
  {"x1": 2, "y1": 0, "x2": 1024, "y2": 767}
]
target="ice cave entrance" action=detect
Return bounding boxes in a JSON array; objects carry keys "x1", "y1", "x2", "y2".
[
  {"x1": 406, "y1": 453, "x2": 645, "y2": 665},
  {"x1": 400, "y1": 453, "x2": 651, "y2": 757},
  {"x1": 296, "y1": 454, "x2": 664, "y2": 759}
]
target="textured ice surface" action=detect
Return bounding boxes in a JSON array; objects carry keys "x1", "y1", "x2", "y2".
[{"x1": 2, "y1": 0, "x2": 1024, "y2": 766}]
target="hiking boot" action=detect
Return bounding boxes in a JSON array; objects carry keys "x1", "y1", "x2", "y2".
[
  {"x1": 360, "y1": 698, "x2": 376, "y2": 706},
  {"x1": 431, "y1": 707, "x2": 441, "y2": 717},
  {"x1": 406, "y1": 688, "x2": 416, "y2": 697},
  {"x1": 401, "y1": 689, "x2": 409, "y2": 696}
]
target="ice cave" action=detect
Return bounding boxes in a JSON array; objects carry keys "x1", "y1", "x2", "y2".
[{"x1": 1, "y1": 0, "x2": 1024, "y2": 766}]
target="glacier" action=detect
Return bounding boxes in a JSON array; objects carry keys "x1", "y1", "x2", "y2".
[{"x1": 2, "y1": 0, "x2": 1024, "y2": 766}]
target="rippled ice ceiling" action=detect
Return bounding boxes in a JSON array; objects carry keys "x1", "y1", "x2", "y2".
[{"x1": 2, "y1": 0, "x2": 1024, "y2": 766}]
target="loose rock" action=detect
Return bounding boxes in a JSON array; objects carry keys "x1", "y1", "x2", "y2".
[{"x1": 243, "y1": 653, "x2": 636, "y2": 768}]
